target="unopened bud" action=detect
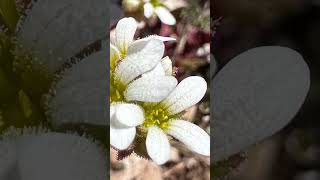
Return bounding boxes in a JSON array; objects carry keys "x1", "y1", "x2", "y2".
[{"x1": 122, "y1": 0, "x2": 142, "y2": 13}]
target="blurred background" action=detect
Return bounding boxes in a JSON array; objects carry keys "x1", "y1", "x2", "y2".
[
  {"x1": 110, "y1": 0, "x2": 211, "y2": 179},
  {"x1": 213, "y1": 0, "x2": 320, "y2": 179}
]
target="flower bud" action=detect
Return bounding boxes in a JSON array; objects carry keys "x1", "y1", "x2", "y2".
[{"x1": 122, "y1": 0, "x2": 142, "y2": 13}]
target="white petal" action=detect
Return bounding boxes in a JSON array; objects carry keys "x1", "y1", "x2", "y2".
[
  {"x1": 110, "y1": 105, "x2": 115, "y2": 119},
  {"x1": 115, "y1": 103, "x2": 144, "y2": 127},
  {"x1": 16, "y1": 0, "x2": 108, "y2": 73},
  {"x1": 127, "y1": 36, "x2": 174, "y2": 56},
  {"x1": 155, "y1": 6, "x2": 176, "y2": 25},
  {"x1": 161, "y1": 56, "x2": 173, "y2": 76},
  {"x1": 110, "y1": 30, "x2": 116, "y2": 46},
  {"x1": 126, "y1": 76, "x2": 178, "y2": 102},
  {"x1": 146, "y1": 126, "x2": 170, "y2": 165},
  {"x1": 115, "y1": 39, "x2": 164, "y2": 84},
  {"x1": 115, "y1": 17, "x2": 137, "y2": 53},
  {"x1": 144, "y1": 3, "x2": 154, "y2": 18},
  {"x1": 142, "y1": 63, "x2": 165, "y2": 78},
  {"x1": 110, "y1": 119, "x2": 136, "y2": 150},
  {"x1": 163, "y1": 76, "x2": 207, "y2": 115},
  {"x1": 167, "y1": 120, "x2": 210, "y2": 156}
]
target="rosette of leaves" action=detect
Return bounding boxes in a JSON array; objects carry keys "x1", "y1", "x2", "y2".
[{"x1": 0, "y1": 0, "x2": 109, "y2": 179}]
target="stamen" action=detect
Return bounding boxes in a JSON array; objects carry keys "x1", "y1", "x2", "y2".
[
  {"x1": 141, "y1": 103, "x2": 180, "y2": 131},
  {"x1": 110, "y1": 74, "x2": 127, "y2": 103}
]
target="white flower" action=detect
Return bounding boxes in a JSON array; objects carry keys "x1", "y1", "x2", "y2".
[
  {"x1": 110, "y1": 17, "x2": 177, "y2": 150},
  {"x1": 111, "y1": 17, "x2": 175, "y2": 62},
  {"x1": 110, "y1": 17, "x2": 209, "y2": 164},
  {"x1": 143, "y1": 0, "x2": 176, "y2": 25},
  {"x1": 145, "y1": 76, "x2": 210, "y2": 165},
  {"x1": 115, "y1": 56, "x2": 210, "y2": 164},
  {"x1": 110, "y1": 55, "x2": 178, "y2": 150}
]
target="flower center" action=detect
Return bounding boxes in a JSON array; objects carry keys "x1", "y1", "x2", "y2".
[
  {"x1": 110, "y1": 74, "x2": 127, "y2": 103},
  {"x1": 140, "y1": 103, "x2": 179, "y2": 131},
  {"x1": 110, "y1": 50, "x2": 128, "y2": 103},
  {"x1": 119, "y1": 48, "x2": 127, "y2": 60}
]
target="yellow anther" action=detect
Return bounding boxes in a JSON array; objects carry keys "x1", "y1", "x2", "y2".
[{"x1": 141, "y1": 103, "x2": 180, "y2": 131}]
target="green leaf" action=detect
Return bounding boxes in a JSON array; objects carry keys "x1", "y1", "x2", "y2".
[
  {"x1": 16, "y1": 0, "x2": 108, "y2": 73},
  {"x1": 0, "y1": 0, "x2": 19, "y2": 32},
  {"x1": 46, "y1": 49, "x2": 107, "y2": 126}
]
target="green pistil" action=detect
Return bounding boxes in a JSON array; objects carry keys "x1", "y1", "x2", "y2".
[
  {"x1": 141, "y1": 103, "x2": 180, "y2": 131},
  {"x1": 110, "y1": 74, "x2": 127, "y2": 103}
]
